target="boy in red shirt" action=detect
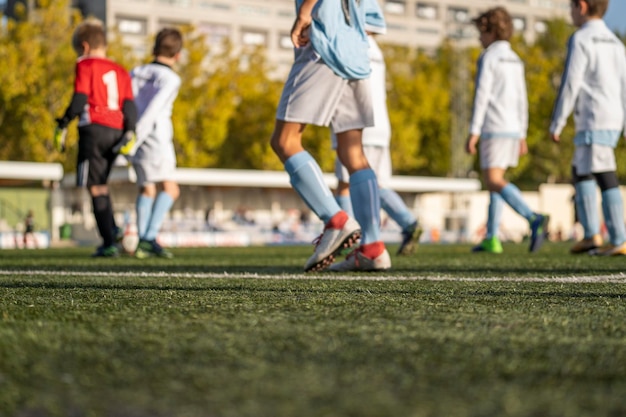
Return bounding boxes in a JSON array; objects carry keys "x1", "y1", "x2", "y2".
[{"x1": 55, "y1": 18, "x2": 137, "y2": 257}]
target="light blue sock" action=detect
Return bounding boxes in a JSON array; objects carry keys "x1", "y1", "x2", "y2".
[
  {"x1": 575, "y1": 180, "x2": 599, "y2": 238},
  {"x1": 601, "y1": 187, "x2": 625, "y2": 245},
  {"x1": 500, "y1": 183, "x2": 534, "y2": 222},
  {"x1": 285, "y1": 152, "x2": 340, "y2": 223},
  {"x1": 379, "y1": 188, "x2": 416, "y2": 230},
  {"x1": 486, "y1": 192, "x2": 503, "y2": 239},
  {"x1": 349, "y1": 169, "x2": 381, "y2": 245},
  {"x1": 335, "y1": 195, "x2": 354, "y2": 217},
  {"x1": 144, "y1": 192, "x2": 174, "y2": 241},
  {"x1": 136, "y1": 194, "x2": 154, "y2": 239}
]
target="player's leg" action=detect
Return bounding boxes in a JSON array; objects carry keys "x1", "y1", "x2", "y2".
[
  {"x1": 594, "y1": 171, "x2": 626, "y2": 256},
  {"x1": 80, "y1": 125, "x2": 120, "y2": 257},
  {"x1": 371, "y1": 147, "x2": 420, "y2": 255},
  {"x1": 272, "y1": 121, "x2": 359, "y2": 271},
  {"x1": 334, "y1": 157, "x2": 353, "y2": 216},
  {"x1": 472, "y1": 184, "x2": 504, "y2": 253},
  {"x1": 481, "y1": 138, "x2": 548, "y2": 252},
  {"x1": 569, "y1": 144, "x2": 619, "y2": 254},
  {"x1": 330, "y1": 129, "x2": 390, "y2": 272},
  {"x1": 571, "y1": 168, "x2": 602, "y2": 253}
]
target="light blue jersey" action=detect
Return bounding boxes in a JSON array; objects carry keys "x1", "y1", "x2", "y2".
[{"x1": 296, "y1": 0, "x2": 371, "y2": 80}]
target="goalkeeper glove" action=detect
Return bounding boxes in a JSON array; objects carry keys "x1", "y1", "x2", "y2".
[
  {"x1": 53, "y1": 127, "x2": 67, "y2": 152},
  {"x1": 113, "y1": 131, "x2": 137, "y2": 156}
]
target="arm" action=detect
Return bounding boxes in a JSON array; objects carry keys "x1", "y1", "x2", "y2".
[
  {"x1": 621, "y1": 48, "x2": 626, "y2": 138},
  {"x1": 291, "y1": 0, "x2": 318, "y2": 48},
  {"x1": 550, "y1": 35, "x2": 588, "y2": 138},
  {"x1": 56, "y1": 93, "x2": 87, "y2": 128},
  {"x1": 468, "y1": 53, "x2": 493, "y2": 137},
  {"x1": 519, "y1": 66, "x2": 529, "y2": 141}
]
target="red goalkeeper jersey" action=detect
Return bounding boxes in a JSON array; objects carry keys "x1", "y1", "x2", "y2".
[{"x1": 74, "y1": 56, "x2": 134, "y2": 129}]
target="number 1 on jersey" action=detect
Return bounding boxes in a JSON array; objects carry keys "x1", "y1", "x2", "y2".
[{"x1": 102, "y1": 70, "x2": 120, "y2": 111}]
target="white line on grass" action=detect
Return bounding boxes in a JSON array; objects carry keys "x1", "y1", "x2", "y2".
[{"x1": 1, "y1": 269, "x2": 626, "y2": 283}]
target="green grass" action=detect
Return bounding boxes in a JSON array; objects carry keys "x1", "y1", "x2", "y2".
[{"x1": 1, "y1": 242, "x2": 625, "y2": 417}]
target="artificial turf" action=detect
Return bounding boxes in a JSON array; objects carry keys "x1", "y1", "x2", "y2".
[{"x1": 0, "y1": 243, "x2": 625, "y2": 417}]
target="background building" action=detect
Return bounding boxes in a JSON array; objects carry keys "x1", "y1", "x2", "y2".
[{"x1": 107, "y1": 0, "x2": 570, "y2": 72}]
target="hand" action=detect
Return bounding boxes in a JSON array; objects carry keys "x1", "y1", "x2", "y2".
[
  {"x1": 291, "y1": 15, "x2": 312, "y2": 48},
  {"x1": 551, "y1": 132, "x2": 560, "y2": 143},
  {"x1": 53, "y1": 127, "x2": 67, "y2": 152},
  {"x1": 465, "y1": 134, "x2": 479, "y2": 155},
  {"x1": 113, "y1": 131, "x2": 137, "y2": 156},
  {"x1": 519, "y1": 138, "x2": 528, "y2": 156}
]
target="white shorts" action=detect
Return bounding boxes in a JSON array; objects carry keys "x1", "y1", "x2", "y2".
[
  {"x1": 479, "y1": 138, "x2": 520, "y2": 170},
  {"x1": 335, "y1": 146, "x2": 391, "y2": 187},
  {"x1": 573, "y1": 144, "x2": 616, "y2": 176},
  {"x1": 132, "y1": 139, "x2": 177, "y2": 187},
  {"x1": 276, "y1": 45, "x2": 374, "y2": 133}
]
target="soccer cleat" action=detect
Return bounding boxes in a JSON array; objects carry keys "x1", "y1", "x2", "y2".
[
  {"x1": 397, "y1": 222, "x2": 422, "y2": 256},
  {"x1": 91, "y1": 244, "x2": 119, "y2": 258},
  {"x1": 590, "y1": 242, "x2": 626, "y2": 256},
  {"x1": 529, "y1": 214, "x2": 550, "y2": 252},
  {"x1": 329, "y1": 246, "x2": 392, "y2": 272},
  {"x1": 570, "y1": 234, "x2": 603, "y2": 254},
  {"x1": 304, "y1": 212, "x2": 361, "y2": 272},
  {"x1": 135, "y1": 239, "x2": 173, "y2": 259},
  {"x1": 471, "y1": 236, "x2": 503, "y2": 254}
]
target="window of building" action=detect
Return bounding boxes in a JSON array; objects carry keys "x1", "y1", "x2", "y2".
[
  {"x1": 447, "y1": 7, "x2": 470, "y2": 23},
  {"x1": 279, "y1": 33, "x2": 292, "y2": 50},
  {"x1": 158, "y1": 20, "x2": 187, "y2": 31},
  {"x1": 241, "y1": 29, "x2": 267, "y2": 47},
  {"x1": 416, "y1": 3, "x2": 438, "y2": 20},
  {"x1": 156, "y1": 0, "x2": 191, "y2": 6},
  {"x1": 512, "y1": 16, "x2": 526, "y2": 31},
  {"x1": 534, "y1": 20, "x2": 547, "y2": 33},
  {"x1": 384, "y1": 1, "x2": 406, "y2": 15},
  {"x1": 197, "y1": 22, "x2": 231, "y2": 45},
  {"x1": 417, "y1": 27, "x2": 439, "y2": 35},
  {"x1": 198, "y1": 1, "x2": 230, "y2": 11},
  {"x1": 387, "y1": 23, "x2": 408, "y2": 31},
  {"x1": 116, "y1": 16, "x2": 147, "y2": 35},
  {"x1": 277, "y1": 9, "x2": 294, "y2": 18},
  {"x1": 237, "y1": 4, "x2": 270, "y2": 17}
]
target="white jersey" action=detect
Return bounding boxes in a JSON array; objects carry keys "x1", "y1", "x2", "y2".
[
  {"x1": 469, "y1": 40, "x2": 528, "y2": 139},
  {"x1": 131, "y1": 62, "x2": 181, "y2": 152},
  {"x1": 550, "y1": 19, "x2": 626, "y2": 141},
  {"x1": 332, "y1": 34, "x2": 390, "y2": 149}
]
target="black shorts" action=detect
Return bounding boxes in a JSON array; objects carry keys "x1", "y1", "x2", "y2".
[{"x1": 77, "y1": 124, "x2": 123, "y2": 187}]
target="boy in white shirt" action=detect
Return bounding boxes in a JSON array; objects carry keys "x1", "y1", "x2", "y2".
[
  {"x1": 550, "y1": 0, "x2": 626, "y2": 256},
  {"x1": 466, "y1": 7, "x2": 550, "y2": 254},
  {"x1": 130, "y1": 28, "x2": 183, "y2": 259}
]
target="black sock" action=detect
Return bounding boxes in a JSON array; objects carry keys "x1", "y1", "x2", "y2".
[{"x1": 92, "y1": 195, "x2": 114, "y2": 246}]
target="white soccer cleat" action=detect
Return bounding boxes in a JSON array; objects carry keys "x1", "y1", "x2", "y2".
[
  {"x1": 329, "y1": 247, "x2": 392, "y2": 272},
  {"x1": 304, "y1": 213, "x2": 361, "y2": 272}
]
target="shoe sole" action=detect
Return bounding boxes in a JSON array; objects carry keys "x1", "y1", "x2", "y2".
[{"x1": 305, "y1": 230, "x2": 361, "y2": 272}]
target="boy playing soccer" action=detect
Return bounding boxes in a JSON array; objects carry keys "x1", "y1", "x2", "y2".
[
  {"x1": 332, "y1": 1, "x2": 421, "y2": 256},
  {"x1": 465, "y1": 7, "x2": 550, "y2": 254},
  {"x1": 271, "y1": 0, "x2": 391, "y2": 272},
  {"x1": 55, "y1": 18, "x2": 137, "y2": 257},
  {"x1": 130, "y1": 28, "x2": 183, "y2": 259},
  {"x1": 550, "y1": 0, "x2": 626, "y2": 256}
]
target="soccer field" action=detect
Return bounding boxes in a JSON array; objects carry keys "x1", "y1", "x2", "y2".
[{"x1": 1, "y1": 243, "x2": 625, "y2": 417}]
